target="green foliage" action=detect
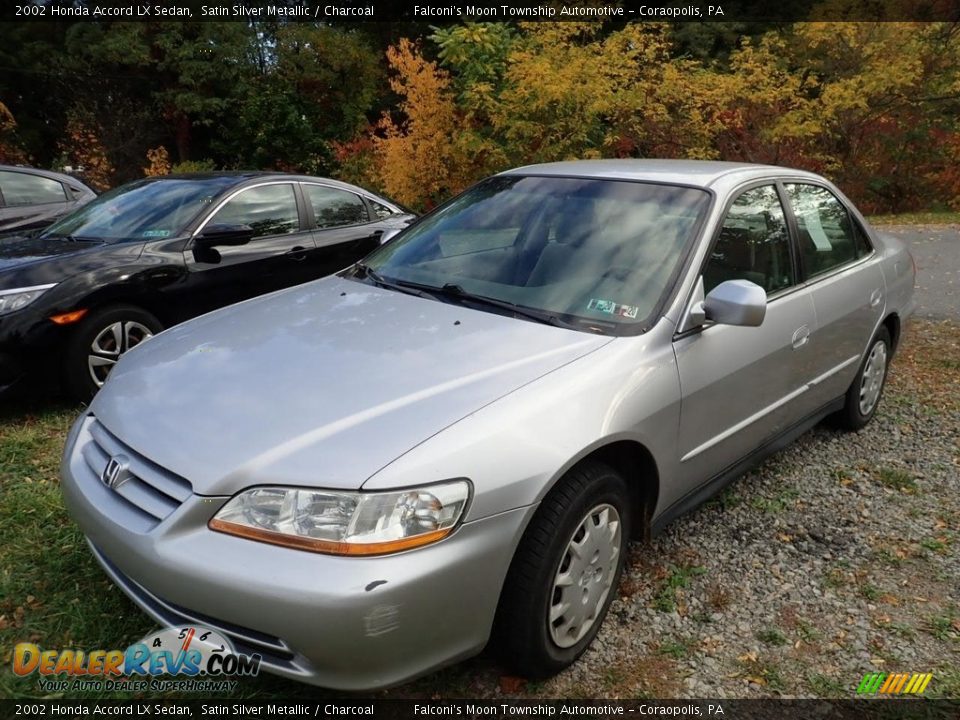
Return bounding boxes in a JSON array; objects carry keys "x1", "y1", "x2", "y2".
[{"x1": 170, "y1": 159, "x2": 217, "y2": 174}]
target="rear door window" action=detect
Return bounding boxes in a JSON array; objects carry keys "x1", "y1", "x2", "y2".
[
  {"x1": 0, "y1": 171, "x2": 67, "y2": 206},
  {"x1": 784, "y1": 183, "x2": 868, "y2": 278},
  {"x1": 303, "y1": 185, "x2": 368, "y2": 228}
]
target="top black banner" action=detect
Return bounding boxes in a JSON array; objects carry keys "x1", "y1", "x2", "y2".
[{"x1": 3, "y1": 0, "x2": 960, "y2": 23}]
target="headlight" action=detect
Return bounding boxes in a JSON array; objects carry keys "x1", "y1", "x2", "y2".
[
  {"x1": 209, "y1": 480, "x2": 471, "y2": 556},
  {"x1": 0, "y1": 284, "x2": 56, "y2": 316}
]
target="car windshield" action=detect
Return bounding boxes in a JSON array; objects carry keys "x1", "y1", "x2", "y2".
[
  {"x1": 361, "y1": 176, "x2": 710, "y2": 330},
  {"x1": 40, "y1": 176, "x2": 237, "y2": 241}
]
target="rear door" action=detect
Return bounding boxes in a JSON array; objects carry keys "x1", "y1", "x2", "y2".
[
  {"x1": 782, "y1": 182, "x2": 885, "y2": 409},
  {"x1": 673, "y1": 183, "x2": 819, "y2": 486},
  {"x1": 301, "y1": 183, "x2": 392, "y2": 276}
]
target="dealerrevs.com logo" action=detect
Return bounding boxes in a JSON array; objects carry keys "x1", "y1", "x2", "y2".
[{"x1": 13, "y1": 626, "x2": 261, "y2": 693}]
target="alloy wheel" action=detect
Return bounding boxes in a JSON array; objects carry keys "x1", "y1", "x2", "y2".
[{"x1": 87, "y1": 320, "x2": 154, "y2": 387}]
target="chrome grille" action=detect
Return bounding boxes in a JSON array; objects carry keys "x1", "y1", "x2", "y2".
[{"x1": 83, "y1": 418, "x2": 192, "y2": 529}]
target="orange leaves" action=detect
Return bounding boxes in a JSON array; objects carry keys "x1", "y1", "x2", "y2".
[
  {"x1": 143, "y1": 146, "x2": 171, "y2": 177},
  {"x1": 0, "y1": 100, "x2": 27, "y2": 165},
  {"x1": 58, "y1": 109, "x2": 114, "y2": 191}
]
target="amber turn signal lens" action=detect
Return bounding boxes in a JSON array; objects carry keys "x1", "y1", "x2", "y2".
[
  {"x1": 209, "y1": 517, "x2": 452, "y2": 556},
  {"x1": 50, "y1": 309, "x2": 88, "y2": 325}
]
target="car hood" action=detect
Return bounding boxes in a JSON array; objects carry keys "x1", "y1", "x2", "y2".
[
  {"x1": 92, "y1": 276, "x2": 612, "y2": 495},
  {"x1": 0, "y1": 235, "x2": 117, "y2": 285}
]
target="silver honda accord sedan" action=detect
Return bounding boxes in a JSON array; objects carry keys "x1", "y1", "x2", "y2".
[{"x1": 61, "y1": 160, "x2": 915, "y2": 690}]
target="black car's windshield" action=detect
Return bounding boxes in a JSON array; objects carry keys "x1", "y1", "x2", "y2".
[
  {"x1": 362, "y1": 176, "x2": 710, "y2": 328},
  {"x1": 41, "y1": 176, "x2": 237, "y2": 241}
]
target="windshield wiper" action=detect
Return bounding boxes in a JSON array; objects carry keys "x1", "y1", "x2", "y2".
[
  {"x1": 403, "y1": 280, "x2": 578, "y2": 329},
  {"x1": 351, "y1": 263, "x2": 435, "y2": 301},
  {"x1": 45, "y1": 234, "x2": 98, "y2": 242},
  {"x1": 353, "y1": 265, "x2": 580, "y2": 329}
]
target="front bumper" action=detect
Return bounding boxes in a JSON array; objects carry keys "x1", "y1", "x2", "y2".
[
  {"x1": 61, "y1": 413, "x2": 535, "y2": 690},
  {"x1": 0, "y1": 305, "x2": 68, "y2": 391}
]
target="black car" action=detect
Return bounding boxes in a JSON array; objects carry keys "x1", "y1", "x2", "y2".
[
  {"x1": 0, "y1": 165, "x2": 97, "y2": 238},
  {"x1": 0, "y1": 172, "x2": 414, "y2": 400}
]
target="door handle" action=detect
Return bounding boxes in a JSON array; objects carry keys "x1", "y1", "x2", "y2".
[
  {"x1": 792, "y1": 325, "x2": 810, "y2": 350},
  {"x1": 870, "y1": 289, "x2": 883, "y2": 308},
  {"x1": 285, "y1": 246, "x2": 307, "y2": 261}
]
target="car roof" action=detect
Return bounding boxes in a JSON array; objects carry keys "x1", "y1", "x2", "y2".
[
  {"x1": 129, "y1": 172, "x2": 408, "y2": 211},
  {"x1": 500, "y1": 159, "x2": 825, "y2": 189}
]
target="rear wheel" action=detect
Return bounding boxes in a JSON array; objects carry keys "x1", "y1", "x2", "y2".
[
  {"x1": 63, "y1": 305, "x2": 162, "y2": 402},
  {"x1": 836, "y1": 326, "x2": 891, "y2": 431},
  {"x1": 493, "y1": 460, "x2": 631, "y2": 678}
]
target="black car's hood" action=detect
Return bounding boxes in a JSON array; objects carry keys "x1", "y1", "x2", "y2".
[
  {"x1": 0, "y1": 235, "x2": 102, "y2": 267},
  {"x1": 0, "y1": 236, "x2": 139, "y2": 287}
]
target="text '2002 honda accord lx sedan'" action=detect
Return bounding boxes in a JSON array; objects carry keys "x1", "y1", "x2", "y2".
[{"x1": 61, "y1": 160, "x2": 915, "y2": 690}]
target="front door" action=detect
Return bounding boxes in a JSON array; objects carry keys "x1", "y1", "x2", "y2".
[
  {"x1": 673, "y1": 183, "x2": 818, "y2": 488},
  {"x1": 183, "y1": 182, "x2": 316, "y2": 315}
]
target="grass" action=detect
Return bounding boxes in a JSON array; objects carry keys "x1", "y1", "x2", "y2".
[
  {"x1": 859, "y1": 583, "x2": 882, "y2": 602},
  {"x1": 872, "y1": 466, "x2": 917, "y2": 491},
  {"x1": 657, "y1": 639, "x2": 695, "y2": 660},
  {"x1": 756, "y1": 628, "x2": 788, "y2": 647},
  {"x1": 806, "y1": 673, "x2": 846, "y2": 696},
  {"x1": 652, "y1": 564, "x2": 707, "y2": 613},
  {"x1": 925, "y1": 612, "x2": 959, "y2": 642}
]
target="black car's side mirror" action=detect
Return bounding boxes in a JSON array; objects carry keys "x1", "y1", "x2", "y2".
[{"x1": 192, "y1": 224, "x2": 254, "y2": 263}]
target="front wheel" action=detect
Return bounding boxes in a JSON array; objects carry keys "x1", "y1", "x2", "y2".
[
  {"x1": 63, "y1": 305, "x2": 163, "y2": 402},
  {"x1": 836, "y1": 326, "x2": 891, "y2": 431},
  {"x1": 493, "y1": 460, "x2": 632, "y2": 679}
]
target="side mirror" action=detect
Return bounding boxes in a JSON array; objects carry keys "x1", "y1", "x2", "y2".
[
  {"x1": 378, "y1": 227, "x2": 403, "y2": 245},
  {"x1": 195, "y1": 223, "x2": 254, "y2": 247},
  {"x1": 703, "y1": 279, "x2": 766, "y2": 327},
  {"x1": 192, "y1": 224, "x2": 254, "y2": 264}
]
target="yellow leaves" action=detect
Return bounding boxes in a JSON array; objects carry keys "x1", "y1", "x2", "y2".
[
  {"x1": 367, "y1": 21, "x2": 960, "y2": 211},
  {"x1": 374, "y1": 39, "x2": 489, "y2": 208}
]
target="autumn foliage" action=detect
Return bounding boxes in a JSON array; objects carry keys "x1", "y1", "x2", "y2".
[
  {"x1": 57, "y1": 109, "x2": 114, "y2": 191},
  {"x1": 0, "y1": 100, "x2": 27, "y2": 165},
  {"x1": 349, "y1": 22, "x2": 960, "y2": 213},
  {"x1": 143, "y1": 146, "x2": 172, "y2": 177}
]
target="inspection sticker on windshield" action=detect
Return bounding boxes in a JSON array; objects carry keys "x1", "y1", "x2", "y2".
[
  {"x1": 142, "y1": 229, "x2": 171, "y2": 238},
  {"x1": 588, "y1": 298, "x2": 639, "y2": 319}
]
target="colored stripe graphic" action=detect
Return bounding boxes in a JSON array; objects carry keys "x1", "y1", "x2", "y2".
[
  {"x1": 858, "y1": 672, "x2": 933, "y2": 695},
  {"x1": 857, "y1": 673, "x2": 886, "y2": 693}
]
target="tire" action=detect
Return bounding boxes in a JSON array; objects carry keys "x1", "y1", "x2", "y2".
[
  {"x1": 493, "y1": 460, "x2": 632, "y2": 679},
  {"x1": 63, "y1": 304, "x2": 163, "y2": 402},
  {"x1": 836, "y1": 326, "x2": 891, "y2": 431}
]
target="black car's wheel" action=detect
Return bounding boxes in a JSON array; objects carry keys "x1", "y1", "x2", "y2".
[
  {"x1": 64, "y1": 305, "x2": 163, "y2": 402},
  {"x1": 836, "y1": 326, "x2": 891, "y2": 431},
  {"x1": 493, "y1": 460, "x2": 631, "y2": 679}
]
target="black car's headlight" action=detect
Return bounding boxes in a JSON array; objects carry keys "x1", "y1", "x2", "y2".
[
  {"x1": 209, "y1": 480, "x2": 471, "y2": 556},
  {"x1": 0, "y1": 284, "x2": 56, "y2": 316}
]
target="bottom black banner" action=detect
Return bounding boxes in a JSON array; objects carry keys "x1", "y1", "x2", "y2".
[{"x1": 2, "y1": 700, "x2": 959, "y2": 720}]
